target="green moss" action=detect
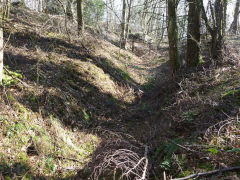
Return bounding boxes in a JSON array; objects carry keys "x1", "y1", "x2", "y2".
[
  {"x1": 5, "y1": 176, "x2": 11, "y2": 180},
  {"x1": 116, "y1": 68, "x2": 132, "y2": 81},
  {"x1": 222, "y1": 88, "x2": 240, "y2": 105},
  {"x1": 47, "y1": 32, "x2": 67, "y2": 39},
  {"x1": 156, "y1": 139, "x2": 184, "y2": 170},
  {"x1": 181, "y1": 109, "x2": 199, "y2": 122},
  {"x1": 207, "y1": 148, "x2": 219, "y2": 154},
  {"x1": 44, "y1": 157, "x2": 57, "y2": 173},
  {"x1": 142, "y1": 77, "x2": 156, "y2": 90},
  {"x1": 119, "y1": 53, "x2": 126, "y2": 58},
  {"x1": 177, "y1": 170, "x2": 192, "y2": 178},
  {"x1": 105, "y1": 97, "x2": 115, "y2": 106},
  {"x1": 199, "y1": 54, "x2": 205, "y2": 64},
  {"x1": 127, "y1": 55, "x2": 132, "y2": 61},
  {"x1": 222, "y1": 88, "x2": 240, "y2": 97},
  {"x1": 3, "y1": 74, "x2": 14, "y2": 86},
  {"x1": 199, "y1": 162, "x2": 215, "y2": 171},
  {"x1": 82, "y1": 108, "x2": 90, "y2": 122},
  {"x1": 18, "y1": 152, "x2": 28, "y2": 163}
]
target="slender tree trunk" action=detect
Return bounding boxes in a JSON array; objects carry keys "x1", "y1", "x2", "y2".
[
  {"x1": 120, "y1": 0, "x2": 126, "y2": 48},
  {"x1": 186, "y1": 0, "x2": 201, "y2": 67},
  {"x1": 214, "y1": 0, "x2": 226, "y2": 59},
  {"x1": 38, "y1": 0, "x2": 42, "y2": 12},
  {"x1": 125, "y1": 0, "x2": 133, "y2": 42},
  {"x1": 211, "y1": 30, "x2": 218, "y2": 59},
  {"x1": 106, "y1": 0, "x2": 109, "y2": 30},
  {"x1": 0, "y1": 28, "x2": 3, "y2": 85},
  {"x1": 200, "y1": 0, "x2": 226, "y2": 60},
  {"x1": 6, "y1": 0, "x2": 10, "y2": 18},
  {"x1": 147, "y1": 1, "x2": 157, "y2": 35},
  {"x1": 77, "y1": 0, "x2": 84, "y2": 34},
  {"x1": 223, "y1": 0, "x2": 227, "y2": 35},
  {"x1": 66, "y1": 0, "x2": 73, "y2": 21},
  {"x1": 230, "y1": 0, "x2": 240, "y2": 34},
  {"x1": 142, "y1": 0, "x2": 149, "y2": 37},
  {"x1": 111, "y1": 0, "x2": 115, "y2": 31},
  {"x1": 157, "y1": 8, "x2": 164, "y2": 47},
  {"x1": 167, "y1": 0, "x2": 179, "y2": 72},
  {"x1": 0, "y1": 0, "x2": 4, "y2": 85}
]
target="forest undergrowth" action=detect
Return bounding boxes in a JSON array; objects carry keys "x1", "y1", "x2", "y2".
[{"x1": 0, "y1": 6, "x2": 240, "y2": 180}]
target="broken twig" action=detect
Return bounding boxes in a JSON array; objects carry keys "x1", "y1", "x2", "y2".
[
  {"x1": 171, "y1": 166, "x2": 240, "y2": 180},
  {"x1": 3, "y1": 67, "x2": 32, "y2": 88}
]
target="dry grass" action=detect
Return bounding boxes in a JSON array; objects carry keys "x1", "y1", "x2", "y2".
[
  {"x1": 147, "y1": 38, "x2": 240, "y2": 179},
  {"x1": 0, "y1": 6, "x2": 168, "y2": 179},
  {"x1": 2, "y1": 5, "x2": 240, "y2": 180}
]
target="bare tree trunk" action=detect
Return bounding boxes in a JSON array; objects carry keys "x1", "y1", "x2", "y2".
[
  {"x1": 186, "y1": 0, "x2": 201, "y2": 67},
  {"x1": 125, "y1": 0, "x2": 133, "y2": 42},
  {"x1": 38, "y1": 0, "x2": 42, "y2": 12},
  {"x1": 142, "y1": 0, "x2": 149, "y2": 37},
  {"x1": 167, "y1": 0, "x2": 179, "y2": 72},
  {"x1": 106, "y1": 0, "x2": 109, "y2": 30},
  {"x1": 180, "y1": 1, "x2": 187, "y2": 39},
  {"x1": 156, "y1": 7, "x2": 164, "y2": 47},
  {"x1": 0, "y1": 28, "x2": 3, "y2": 85},
  {"x1": 146, "y1": 1, "x2": 157, "y2": 35},
  {"x1": 223, "y1": 0, "x2": 227, "y2": 35},
  {"x1": 109, "y1": 0, "x2": 114, "y2": 31},
  {"x1": 230, "y1": 0, "x2": 240, "y2": 34},
  {"x1": 6, "y1": 0, "x2": 10, "y2": 18},
  {"x1": 200, "y1": 0, "x2": 227, "y2": 60},
  {"x1": 77, "y1": 0, "x2": 84, "y2": 34},
  {"x1": 120, "y1": 0, "x2": 126, "y2": 48},
  {"x1": 66, "y1": 0, "x2": 73, "y2": 21},
  {"x1": 214, "y1": 0, "x2": 226, "y2": 59},
  {"x1": 0, "y1": 0, "x2": 4, "y2": 85}
]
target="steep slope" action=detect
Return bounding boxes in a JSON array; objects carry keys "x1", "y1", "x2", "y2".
[
  {"x1": 2, "y1": 5, "x2": 239, "y2": 180},
  {"x1": 144, "y1": 37, "x2": 240, "y2": 179},
  {"x1": 0, "y1": 6, "x2": 168, "y2": 179}
]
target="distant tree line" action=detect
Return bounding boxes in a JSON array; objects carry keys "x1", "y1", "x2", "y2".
[{"x1": 0, "y1": 0, "x2": 239, "y2": 84}]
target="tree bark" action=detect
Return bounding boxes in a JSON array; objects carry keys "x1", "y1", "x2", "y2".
[
  {"x1": 200, "y1": 0, "x2": 227, "y2": 60},
  {"x1": 77, "y1": 0, "x2": 84, "y2": 34},
  {"x1": 0, "y1": 0, "x2": 4, "y2": 85},
  {"x1": 230, "y1": 0, "x2": 240, "y2": 34},
  {"x1": 186, "y1": 0, "x2": 201, "y2": 67},
  {"x1": 223, "y1": 0, "x2": 227, "y2": 35},
  {"x1": 214, "y1": 0, "x2": 227, "y2": 59},
  {"x1": 0, "y1": 28, "x2": 3, "y2": 85},
  {"x1": 120, "y1": 0, "x2": 127, "y2": 48},
  {"x1": 66, "y1": 0, "x2": 73, "y2": 21},
  {"x1": 167, "y1": 0, "x2": 179, "y2": 72},
  {"x1": 125, "y1": 0, "x2": 133, "y2": 42},
  {"x1": 141, "y1": 0, "x2": 149, "y2": 38}
]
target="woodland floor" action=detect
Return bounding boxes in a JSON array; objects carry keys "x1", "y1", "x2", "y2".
[{"x1": 0, "y1": 6, "x2": 240, "y2": 180}]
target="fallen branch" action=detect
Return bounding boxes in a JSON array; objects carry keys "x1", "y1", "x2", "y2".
[
  {"x1": 171, "y1": 166, "x2": 240, "y2": 180},
  {"x1": 54, "y1": 155, "x2": 82, "y2": 163},
  {"x1": 3, "y1": 67, "x2": 32, "y2": 88},
  {"x1": 168, "y1": 139, "x2": 198, "y2": 153},
  {"x1": 139, "y1": 145, "x2": 149, "y2": 180}
]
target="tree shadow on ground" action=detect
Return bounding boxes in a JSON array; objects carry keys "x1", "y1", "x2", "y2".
[
  {"x1": 3, "y1": 51, "x2": 139, "y2": 179},
  {"x1": 0, "y1": 162, "x2": 79, "y2": 179},
  {"x1": 4, "y1": 50, "x2": 131, "y2": 129},
  {"x1": 148, "y1": 64, "x2": 240, "y2": 140},
  {"x1": 6, "y1": 31, "x2": 140, "y2": 90},
  {"x1": 3, "y1": 39, "x2": 174, "y2": 179},
  {"x1": 5, "y1": 26, "x2": 239, "y2": 179}
]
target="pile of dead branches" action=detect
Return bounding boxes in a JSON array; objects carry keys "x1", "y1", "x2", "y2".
[{"x1": 88, "y1": 127, "x2": 150, "y2": 180}]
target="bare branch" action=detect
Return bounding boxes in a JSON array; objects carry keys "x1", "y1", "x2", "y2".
[{"x1": 172, "y1": 166, "x2": 240, "y2": 180}]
